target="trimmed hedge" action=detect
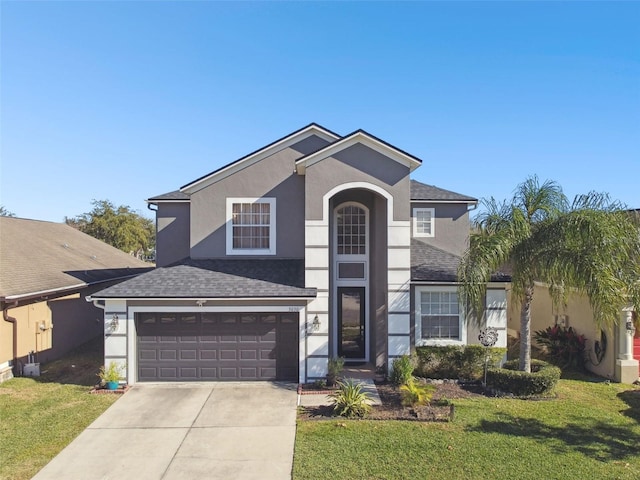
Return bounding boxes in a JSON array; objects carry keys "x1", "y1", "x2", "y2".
[
  {"x1": 415, "y1": 345, "x2": 507, "y2": 381},
  {"x1": 486, "y1": 359, "x2": 561, "y2": 397}
]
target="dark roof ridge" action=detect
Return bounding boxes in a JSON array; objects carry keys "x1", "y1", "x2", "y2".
[{"x1": 295, "y1": 128, "x2": 423, "y2": 165}]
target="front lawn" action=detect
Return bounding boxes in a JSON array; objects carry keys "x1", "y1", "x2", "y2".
[
  {"x1": 0, "y1": 338, "x2": 119, "y2": 480},
  {"x1": 294, "y1": 377, "x2": 640, "y2": 480}
]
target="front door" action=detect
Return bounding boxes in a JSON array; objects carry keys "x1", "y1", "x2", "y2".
[{"x1": 338, "y1": 287, "x2": 366, "y2": 359}]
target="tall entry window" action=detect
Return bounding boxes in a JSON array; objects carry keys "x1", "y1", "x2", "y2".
[
  {"x1": 336, "y1": 205, "x2": 367, "y2": 255},
  {"x1": 334, "y1": 202, "x2": 369, "y2": 362}
]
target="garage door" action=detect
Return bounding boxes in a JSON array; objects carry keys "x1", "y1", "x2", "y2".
[{"x1": 136, "y1": 312, "x2": 298, "y2": 381}]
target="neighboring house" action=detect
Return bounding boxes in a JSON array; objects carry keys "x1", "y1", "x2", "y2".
[
  {"x1": 507, "y1": 209, "x2": 640, "y2": 384},
  {"x1": 89, "y1": 124, "x2": 510, "y2": 384},
  {"x1": 0, "y1": 217, "x2": 152, "y2": 382}
]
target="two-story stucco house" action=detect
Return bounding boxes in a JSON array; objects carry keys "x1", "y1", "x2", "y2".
[{"x1": 89, "y1": 124, "x2": 509, "y2": 385}]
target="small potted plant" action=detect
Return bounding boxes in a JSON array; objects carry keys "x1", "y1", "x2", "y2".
[
  {"x1": 326, "y1": 356, "x2": 345, "y2": 388},
  {"x1": 98, "y1": 362, "x2": 124, "y2": 390}
]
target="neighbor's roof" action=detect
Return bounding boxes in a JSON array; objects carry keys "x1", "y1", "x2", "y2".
[
  {"x1": 89, "y1": 258, "x2": 316, "y2": 299},
  {"x1": 410, "y1": 180, "x2": 477, "y2": 203},
  {"x1": 0, "y1": 217, "x2": 153, "y2": 301},
  {"x1": 411, "y1": 238, "x2": 511, "y2": 283}
]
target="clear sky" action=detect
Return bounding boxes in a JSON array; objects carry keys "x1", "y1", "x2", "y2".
[{"x1": 1, "y1": 1, "x2": 638, "y2": 222}]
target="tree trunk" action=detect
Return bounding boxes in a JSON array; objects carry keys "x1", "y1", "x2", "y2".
[{"x1": 519, "y1": 285, "x2": 535, "y2": 373}]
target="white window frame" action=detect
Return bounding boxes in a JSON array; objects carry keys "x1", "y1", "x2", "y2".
[
  {"x1": 413, "y1": 207, "x2": 435, "y2": 238},
  {"x1": 226, "y1": 197, "x2": 276, "y2": 255},
  {"x1": 415, "y1": 286, "x2": 466, "y2": 346}
]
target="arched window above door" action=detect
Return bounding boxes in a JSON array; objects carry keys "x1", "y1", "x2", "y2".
[{"x1": 335, "y1": 204, "x2": 367, "y2": 256}]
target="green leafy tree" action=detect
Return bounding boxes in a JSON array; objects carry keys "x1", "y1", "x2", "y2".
[
  {"x1": 458, "y1": 176, "x2": 640, "y2": 372},
  {"x1": 66, "y1": 200, "x2": 155, "y2": 259},
  {"x1": 0, "y1": 206, "x2": 15, "y2": 217}
]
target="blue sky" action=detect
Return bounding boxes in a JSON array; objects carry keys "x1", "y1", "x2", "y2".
[{"x1": 1, "y1": 1, "x2": 638, "y2": 222}]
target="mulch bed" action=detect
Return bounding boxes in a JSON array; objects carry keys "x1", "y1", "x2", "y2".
[
  {"x1": 89, "y1": 384, "x2": 131, "y2": 395},
  {"x1": 298, "y1": 381, "x2": 484, "y2": 422}
]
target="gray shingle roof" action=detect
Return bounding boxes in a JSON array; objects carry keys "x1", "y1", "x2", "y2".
[
  {"x1": 147, "y1": 190, "x2": 190, "y2": 202},
  {"x1": 91, "y1": 258, "x2": 316, "y2": 299},
  {"x1": 0, "y1": 217, "x2": 153, "y2": 299},
  {"x1": 411, "y1": 238, "x2": 511, "y2": 282},
  {"x1": 411, "y1": 239, "x2": 462, "y2": 282},
  {"x1": 410, "y1": 180, "x2": 477, "y2": 202}
]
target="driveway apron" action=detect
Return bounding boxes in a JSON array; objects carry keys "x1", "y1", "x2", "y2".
[{"x1": 32, "y1": 382, "x2": 298, "y2": 480}]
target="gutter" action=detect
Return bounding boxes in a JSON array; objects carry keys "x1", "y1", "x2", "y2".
[{"x1": 2, "y1": 301, "x2": 19, "y2": 376}]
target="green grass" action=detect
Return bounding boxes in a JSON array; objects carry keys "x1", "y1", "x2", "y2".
[
  {"x1": 0, "y1": 338, "x2": 119, "y2": 480},
  {"x1": 294, "y1": 377, "x2": 640, "y2": 480}
]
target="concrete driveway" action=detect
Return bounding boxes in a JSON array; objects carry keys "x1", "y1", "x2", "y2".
[{"x1": 32, "y1": 382, "x2": 298, "y2": 480}]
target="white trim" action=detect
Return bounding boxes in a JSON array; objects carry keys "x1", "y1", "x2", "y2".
[
  {"x1": 129, "y1": 305, "x2": 305, "y2": 313},
  {"x1": 92, "y1": 297, "x2": 315, "y2": 301},
  {"x1": 415, "y1": 286, "x2": 467, "y2": 346},
  {"x1": 226, "y1": 197, "x2": 276, "y2": 255},
  {"x1": 411, "y1": 200, "x2": 476, "y2": 205},
  {"x1": 321, "y1": 182, "x2": 403, "y2": 226},
  {"x1": 413, "y1": 207, "x2": 435, "y2": 238},
  {"x1": 182, "y1": 125, "x2": 339, "y2": 193},
  {"x1": 296, "y1": 131, "x2": 421, "y2": 174},
  {"x1": 299, "y1": 307, "x2": 306, "y2": 384},
  {"x1": 146, "y1": 199, "x2": 191, "y2": 204}
]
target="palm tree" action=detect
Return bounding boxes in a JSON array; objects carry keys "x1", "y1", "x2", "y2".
[{"x1": 458, "y1": 176, "x2": 640, "y2": 372}]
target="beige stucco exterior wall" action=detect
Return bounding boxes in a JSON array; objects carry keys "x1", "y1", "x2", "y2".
[
  {"x1": 507, "y1": 285, "x2": 616, "y2": 380},
  {"x1": 1, "y1": 301, "x2": 54, "y2": 365}
]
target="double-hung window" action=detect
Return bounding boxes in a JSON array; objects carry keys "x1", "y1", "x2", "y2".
[
  {"x1": 413, "y1": 207, "x2": 435, "y2": 237},
  {"x1": 415, "y1": 287, "x2": 465, "y2": 345},
  {"x1": 226, "y1": 198, "x2": 276, "y2": 255}
]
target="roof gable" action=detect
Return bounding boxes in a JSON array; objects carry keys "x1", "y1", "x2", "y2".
[
  {"x1": 181, "y1": 123, "x2": 339, "y2": 194},
  {"x1": 295, "y1": 129, "x2": 422, "y2": 174}
]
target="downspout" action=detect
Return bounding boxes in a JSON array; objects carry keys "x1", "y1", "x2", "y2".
[{"x1": 3, "y1": 301, "x2": 19, "y2": 376}]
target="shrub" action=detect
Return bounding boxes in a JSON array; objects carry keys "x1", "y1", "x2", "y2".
[
  {"x1": 97, "y1": 361, "x2": 124, "y2": 384},
  {"x1": 390, "y1": 355, "x2": 415, "y2": 386},
  {"x1": 534, "y1": 325, "x2": 586, "y2": 370},
  {"x1": 326, "y1": 356, "x2": 345, "y2": 387},
  {"x1": 329, "y1": 379, "x2": 372, "y2": 418},
  {"x1": 415, "y1": 345, "x2": 507, "y2": 380},
  {"x1": 400, "y1": 379, "x2": 436, "y2": 407},
  {"x1": 486, "y1": 359, "x2": 561, "y2": 397}
]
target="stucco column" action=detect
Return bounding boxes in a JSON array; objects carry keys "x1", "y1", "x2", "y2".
[
  {"x1": 615, "y1": 307, "x2": 639, "y2": 383},
  {"x1": 619, "y1": 309, "x2": 634, "y2": 361}
]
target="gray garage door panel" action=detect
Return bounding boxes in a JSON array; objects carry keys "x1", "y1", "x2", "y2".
[{"x1": 136, "y1": 312, "x2": 298, "y2": 381}]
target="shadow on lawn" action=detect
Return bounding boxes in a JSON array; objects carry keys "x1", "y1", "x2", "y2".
[
  {"x1": 618, "y1": 389, "x2": 640, "y2": 424},
  {"x1": 34, "y1": 336, "x2": 104, "y2": 387},
  {"x1": 468, "y1": 414, "x2": 640, "y2": 462}
]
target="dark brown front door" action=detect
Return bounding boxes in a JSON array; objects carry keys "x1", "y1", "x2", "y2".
[
  {"x1": 338, "y1": 287, "x2": 366, "y2": 359},
  {"x1": 136, "y1": 312, "x2": 298, "y2": 381}
]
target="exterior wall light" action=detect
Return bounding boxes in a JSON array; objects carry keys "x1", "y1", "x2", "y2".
[
  {"x1": 104, "y1": 314, "x2": 119, "y2": 334},
  {"x1": 626, "y1": 318, "x2": 635, "y2": 334},
  {"x1": 308, "y1": 315, "x2": 321, "y2": 334}
]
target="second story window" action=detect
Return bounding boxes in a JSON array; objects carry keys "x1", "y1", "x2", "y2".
[
  {"x1": 413, "y1": 207, "x2": 435, "y2": 238},
  {"x1": 226, "y1": 198, "x2": 276, "y2": 255}
]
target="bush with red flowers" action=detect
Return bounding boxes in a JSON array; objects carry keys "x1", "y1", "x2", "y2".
[{"x1": 534, "y1": 325, "x2": 587, "y2": 371}]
